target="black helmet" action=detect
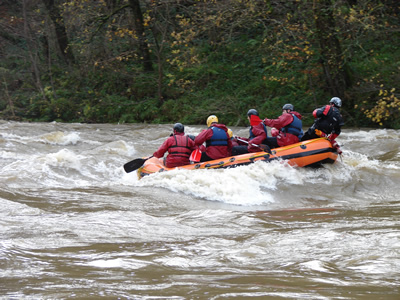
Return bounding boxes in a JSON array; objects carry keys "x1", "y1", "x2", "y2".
[
  {"x1": 247, "y1": 109, "x2": 259, "y2": 117},
  {"x1": 330, "y1": 97, "x2": 342, "y2": 108},
  {"x1": 173, "y1": 123, "x2": 184, "y2": 133},
  {"x1": 282, "y1": 103, "x2": 294, "y2": 111}
]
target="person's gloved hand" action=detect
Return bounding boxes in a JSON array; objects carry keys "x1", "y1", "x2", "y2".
[
  {"x1": 335, "y1": 146, "x2": 343, "y2": 155},
  {"x1": 315, "y1": 129, "x2": 326, "y2": 137},
  {"x1": 271, "y1": 128, "x2": 279, "y2": 137},
  {"x1": 331, "y1": 140, "x2": 342, "y2": 155},
  {"x1": 328, "y1": 133, "x2": 339, "y2": 141}
]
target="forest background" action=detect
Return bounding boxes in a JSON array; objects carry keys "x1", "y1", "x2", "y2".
[{"x1": 0, "y1": 0, "x2": 399, "y2": 128}]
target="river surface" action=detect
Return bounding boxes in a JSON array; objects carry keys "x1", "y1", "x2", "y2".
[{"x1": 0, "y1": 121, "x2": 399, "y2": 299}]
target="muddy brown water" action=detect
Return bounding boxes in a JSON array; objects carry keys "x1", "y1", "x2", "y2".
[{"x1": 1, "y1": 121, "x2": 399, "y2": 299}]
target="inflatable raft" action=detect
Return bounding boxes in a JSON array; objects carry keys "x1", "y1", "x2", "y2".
[{"x1": 137, "y1": 138, "x2": 338, "y2": 179}]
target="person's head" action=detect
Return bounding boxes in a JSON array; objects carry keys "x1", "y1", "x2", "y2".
[
  {"x1": 207, "y1": 115, "x2": 218, "y2": 127},
  {"x1": 282, "y1": 103, "x2": 294, "y2": 113},
  {"x1": 247, "y1": 109, "x2": 259, "y2": 118},
  {"x1": 329, "y1": 97, "x2": 342, "y2": 108},
  {"x1": 247, "y1": 109, "x2": 262, "y2": 126},
  {"x1": 173, "y1": 122, "x2": 184, "y2": 133},
  {"x1": 227, "y1": 128, "x2": 233, "y2": 139}
]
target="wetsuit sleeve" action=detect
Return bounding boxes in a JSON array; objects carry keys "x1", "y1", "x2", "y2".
[
  {"x1": 188, "y1": 137, "x2": 197, "y2": 151},
  {"x1": 194, "y1": 129, "x2": 212, "y2": 146},
  {"x1": 332, "y1": 114, "x2": 344, "y2": 135},
  {"x1": 235, "y1": 136, "x2": 248, "y2": 146},
  {"x1": 153, "y1": 137, "x2": 172, "y2": 158},
  {"x1": 314, "y1": 105, "x2": 330, "y2": 118},
  {"x1": 263, "y1": 114, "x2": 291, "y2": 130},
  {"x1": 248, "y1": 124, "x2": 267, "y2": 150},
  {"x1": 312, "y1": 109, "x2": 319, "y2": 118}
]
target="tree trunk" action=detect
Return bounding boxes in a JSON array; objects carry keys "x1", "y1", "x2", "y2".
[
  {"x1": 42, "y1": 0, "x2": 75, "y2": 64},
  {"x1": 2, "y1": 74, "x2": 16, "y2": 117},
  {"x1": 22, "y1": 0, "x2": 46, "y2": 100},
  {"x1": 129, "y1": 0, "x2": 153, "y2": 72},
  {"x1": 313, "y1": 0, "x2": 350, "y2": 99}
]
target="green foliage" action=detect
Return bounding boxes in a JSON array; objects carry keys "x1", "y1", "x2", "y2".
[{"x1": 0, "y1": 0, "x2": 399, "y2": 128}]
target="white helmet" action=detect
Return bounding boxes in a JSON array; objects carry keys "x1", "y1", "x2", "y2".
[{"x1": 330, "y1": 97, "x2": 342, "y2": 107}]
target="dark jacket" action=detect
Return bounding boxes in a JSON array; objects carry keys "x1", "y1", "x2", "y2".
[{"x1": 312, "y1": 105, "x2": 344, "y2": 136}]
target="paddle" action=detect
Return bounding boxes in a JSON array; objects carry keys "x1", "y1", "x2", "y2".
[
  {"x1": 189, "y1": 149, "x2": 202, "y2": 163},
  {"x1": 236, "y1": 138, "x2": 271, "y2": 153},
  {"x1": 123, "y1": 155, "x2": 153, "y2": 173}
]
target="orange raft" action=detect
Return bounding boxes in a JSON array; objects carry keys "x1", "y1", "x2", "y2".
[{"x1": 137, "y1": 138, "x2": 339, "y2": 179}]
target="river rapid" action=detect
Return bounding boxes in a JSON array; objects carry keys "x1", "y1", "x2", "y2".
[{"x1": 0, "y1": 121, "x2": 399, "y2": 299}]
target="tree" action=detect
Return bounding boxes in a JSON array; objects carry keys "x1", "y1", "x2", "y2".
[
  {"x1": 129, "y1": 0, "x2": 153, "y2": 72},
  {"x1": 42, "y1": 0, "x2": 75, "y2": 64},
  {"x1": 313, "y1": 0, "x2": 351, "y2": 99}
]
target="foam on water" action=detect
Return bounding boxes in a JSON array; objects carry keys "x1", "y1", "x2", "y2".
[
  {"x1": 2, "y1": 125, "x2": 400, "y2": 206},
  {"x1": 1, "y1": 131, "x2": 82, "y2": 146},
  {"x1": 343, "y1": 128, "x2": 400, "y2": 141},
  {"x1": 129, "y1": 160, "x2": 309, "y2": 205},
  {"x1": 118, "y1": 141, "x2": 400, "y2": 206},
  {"x1": 38, "y1": 131, "x2": 81, "y2": 145}
]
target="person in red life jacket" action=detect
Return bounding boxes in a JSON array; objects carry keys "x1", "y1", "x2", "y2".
[
  {"x1": 232, "y1": 109, "x2": 269, "y2": 155},
  {"x1": 262, "y1": 104, "x2": 303, "y2": 149},
  {"x1": 153, "y1": 123, "x2": 196, "y2": 168},
  {"x1": 194, "y1": 115, "x2": 232, "y2": 162},
  {"x1": 301, "y1": 97, "x2": 344, "y2": 154}
]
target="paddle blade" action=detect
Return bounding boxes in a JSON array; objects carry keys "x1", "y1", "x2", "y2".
[
  {"x1": 123, "y1": 156, "x2": 152, "y2": 173},
  {"x1": 189, "y1": 149, "x2": 202, "y2": 163},
  {"x1": 259, "y1": 144, "x2": 272, "y2": 154}
]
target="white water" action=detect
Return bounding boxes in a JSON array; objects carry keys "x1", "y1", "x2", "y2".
[{"x1": 1, "y1": 121, "x2": 400, "y2": 299}]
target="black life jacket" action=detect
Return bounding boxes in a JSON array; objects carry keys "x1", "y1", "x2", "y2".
[{"x1": 316, "y1": 106, "x2": 343, "y2": 134}]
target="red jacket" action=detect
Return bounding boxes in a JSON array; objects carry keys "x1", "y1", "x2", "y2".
[
  {"x1": 153, "y1": 132, "x2": 196, "y2": 168},
  {"x1": 194, "y1": 124, "x2": 232, "y2": 159},
  {"x1": 237, "y1": 122, "x2": 268, "y2": 153},
  {"x1": 263, "y1": 111, "x2": 303, "y2": 147}
]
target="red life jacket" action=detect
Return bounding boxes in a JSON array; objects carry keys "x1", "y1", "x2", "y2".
[{"x1": 169, "y1": 135, "x2": 192, "y2": 158}]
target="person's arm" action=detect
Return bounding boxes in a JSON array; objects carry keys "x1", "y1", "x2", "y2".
[
  {"x1": 249, "y1": 126, "x2": 267, "y2": 147},
  {"x1": 188, "y1": 138, "x2": 197, "y2": 151},
  {"x1": 153, "y1": 137, "x2": 172, "y2": 158},
  {"x1": 250, "y1": 135, "x2": 266, "y2": 147},
  {"x1": 235, "y1": 136, "x2": 248, "y2": 145},
  {"x1": 329, "y1": 112, "x2": 344, "y2": 140},
  {"x1": 194, "y1": 129, "x2": 211, "y2": 146},
  {"x1": 313, "y1": 105, "x2": 330, "y2": 118},
  {"x1": 263, "y1": 114, "x2": 288, "y2": 130}
]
